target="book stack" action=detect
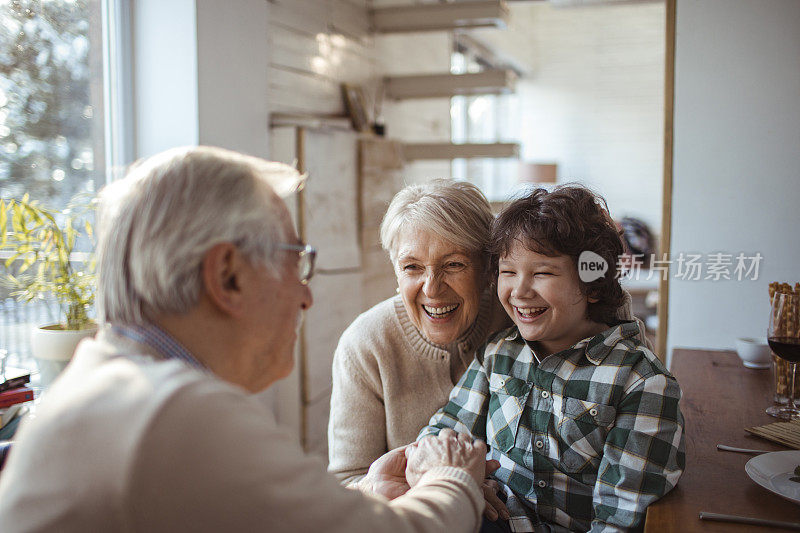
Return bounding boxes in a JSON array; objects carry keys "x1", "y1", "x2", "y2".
[{"x1": 0, "y1": 373, "x2": 33, "y2": 436}]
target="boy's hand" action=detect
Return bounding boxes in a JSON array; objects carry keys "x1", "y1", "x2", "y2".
[
  {"x1": 405, "y1": 428, "x2": 487, "y2": 486},
  {"x1": 482, "y1": 478, "x2": 510, "y2": 521},
  {"x1": 360, "y1": 446, "x2": 411, "y2": 500}
]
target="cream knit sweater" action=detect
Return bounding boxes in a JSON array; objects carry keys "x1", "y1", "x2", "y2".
[
  {"x1": 0, "y1": 329, "x2": 484, "y2": 533},
  {"x1": 328, "y1": 292, "x2": 508, "y2": 485}
]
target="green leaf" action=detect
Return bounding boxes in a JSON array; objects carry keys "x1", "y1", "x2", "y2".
[
  {"x1": 5, "y1": 251, "x2": 23, "y2": 267},
  {"x1": 65, "y1": 228, "x2": 76, "y2": 250},
  {"x1": 11, "y1": 204, "x2": 23, "y2": 233},
  {"x1": 18, "y1": 255, "x2": 35, "y2": 274}
]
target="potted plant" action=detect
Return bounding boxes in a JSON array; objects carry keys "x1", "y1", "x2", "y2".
[{"x1": 1, "y1": 193, "x2": 97, "y2": 387}]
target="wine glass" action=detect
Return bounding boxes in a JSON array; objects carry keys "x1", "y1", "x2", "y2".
[{"x1": 766, "y1": 293, "x2": 800, "y2": 420}]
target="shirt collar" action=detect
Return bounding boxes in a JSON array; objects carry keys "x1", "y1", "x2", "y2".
[
  {"x1": 111, "y1": 323, "x2": 207, "y2": 371},
  {"x1": 577, "y1": 320, "x2": 641, "y2": 365},
  {"x1": 504, "y1": 320, "x2": 641, "y2": 366}
]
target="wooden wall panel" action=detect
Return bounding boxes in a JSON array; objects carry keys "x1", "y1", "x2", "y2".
[
  {"x1": 268, "y1": 0, "x2": 377, "y2": 116},
  {"x1": 270, "y1": 0, "x2": 329, "y2": 36},
  {"x1": 303, "y1": 129, "x2": 360, "y2": 270},
  {"x1": 359, "y1": 138, "x2": 405, "y2": 310},
  {"x1": 330, "y1": 0, "x2": 371, "y2": 40},
  {"x1": 303, "y1": 271, "x2": 363, "y2": 402}
]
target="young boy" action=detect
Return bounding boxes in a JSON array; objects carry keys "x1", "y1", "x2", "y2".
[{"x1": 418, "y1": 186, "x2": 685, "y2": 533}]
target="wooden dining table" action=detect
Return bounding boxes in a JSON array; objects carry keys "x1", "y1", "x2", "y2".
[{"x1": 644, "y1": 348, "x2": 800, "y2": 532}]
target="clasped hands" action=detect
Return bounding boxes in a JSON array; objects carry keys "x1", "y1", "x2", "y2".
[{"x1": 359, "y1": 428, "x2": 510, "y2": 521}]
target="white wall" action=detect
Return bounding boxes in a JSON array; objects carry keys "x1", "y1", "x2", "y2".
[
  {"x1": 133, "y1": 0, "x2": 198, "y2": 156},
  {"x1": 196, "y1": 0, "x2": 270, "y2": 158},
  {"x1": 668, "y1": 0, "x2": 800, "y2": 355},
  {"x1": 133, "y1": 0, "x2": 270, "y2": 159},
  {"x1": 472, "y1": 2, "x2": 665, "y2": 232}
]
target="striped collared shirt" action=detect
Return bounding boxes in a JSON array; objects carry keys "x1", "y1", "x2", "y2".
[
  {"x1": 111, "y1": 324, "x2": 207, "y2": 371},
  {"x1": 419, "y1": 321, "x2": 685, "y2": 533}
]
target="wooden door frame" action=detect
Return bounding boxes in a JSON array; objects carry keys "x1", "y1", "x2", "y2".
[{"x1": 656, "y1": 0, "x2": 676, "y2": 361}]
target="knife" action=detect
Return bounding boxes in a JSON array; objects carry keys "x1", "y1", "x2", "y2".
[{"x1": 700, "y1": 511, "x2": 800, "y2": 530}]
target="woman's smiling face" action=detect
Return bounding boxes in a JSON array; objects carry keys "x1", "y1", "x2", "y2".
[{"x1": 394, "y1": 228, "x2": 485, "y2": 345}]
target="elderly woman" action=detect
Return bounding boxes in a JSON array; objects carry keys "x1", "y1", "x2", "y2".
[
  {"x1": 328, "y1": 180, "x2": 506, "y2": 486},
  {"x1": 328, "y1": 180, "x2": 647, "y2": 488}
]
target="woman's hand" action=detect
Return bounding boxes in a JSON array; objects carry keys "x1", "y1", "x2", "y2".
[
  {"x1": 482, "y1": 478, "x2": 510, "y2": 521},
  {"x1": 359, "y1": 447, "x2": 411, "y2": 500},
  {"x1": 405, "y1": 428, "x2": 489, "y2": 487}
]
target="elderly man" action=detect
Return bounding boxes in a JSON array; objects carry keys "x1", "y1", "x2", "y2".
[{"x1": 0, "y1": 147, "x2": 489, "y2": 532}]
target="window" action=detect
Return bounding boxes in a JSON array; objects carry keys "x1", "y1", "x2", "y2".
[
  {"x1": 0, "y1": 0, "x2": 128, "y2": 366},
  {"x1": 450, "y1": 38, "x2": 520, "y2": 202},
  {"x1": 0, "y1": 0, "x2": 104, "y2": 203}
]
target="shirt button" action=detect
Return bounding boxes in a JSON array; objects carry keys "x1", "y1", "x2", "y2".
[
  {"x1": 535, "y1": 440, "x2": 544, "y2": 449},
  {"x1": 589, "y1": 408, "x2": 598, "y2": 417},
  {"x1": 541, "y1": 391, "x2": 550, "y2": 399},
  {"x1": 537, "y1": 480, "x2": 547, "y2": 488}
]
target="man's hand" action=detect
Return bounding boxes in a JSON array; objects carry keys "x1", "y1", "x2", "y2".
[
  {"x1": 404, "y1": 428, "x2": 488, "y2": 487},
  {"x1": 359, "y1": 447, "x2": 411, "y2": 500}
]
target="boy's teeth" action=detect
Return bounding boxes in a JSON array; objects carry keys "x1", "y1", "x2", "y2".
[
  {"x1": 517, "y1": 306, "x2": 547, "y2": 317},
  {"x1": 423, "y1": 304, "x2": 459, "y2": 316}
]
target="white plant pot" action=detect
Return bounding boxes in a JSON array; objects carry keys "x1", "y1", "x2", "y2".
[{"x1": 30, "y1": 324, "x2": 98, "y2": 389}]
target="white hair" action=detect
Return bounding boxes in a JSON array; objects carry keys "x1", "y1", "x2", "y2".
[
  {"x1": 96, "y1": 146, "x2": 304, "y2": 325},
  {"x1": 380, "y1": 179, "x2": 493, "y2": 263}
]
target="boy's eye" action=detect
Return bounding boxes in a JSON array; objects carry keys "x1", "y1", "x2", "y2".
[
  {"x1": 499, "y1": 270, "x2": 515, "y2": 276},
  {"x1": 535, "y1": 272, "x2": 553, "y2": 276}
]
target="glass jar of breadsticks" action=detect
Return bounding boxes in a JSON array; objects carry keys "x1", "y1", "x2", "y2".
[{"x1": 769, "y1": 282, "x2": 800, "y2": 405}]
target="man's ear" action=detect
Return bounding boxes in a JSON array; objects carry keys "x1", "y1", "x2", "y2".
[{"x1": 202, "y1": 242, "x2": 246, "y2": 317}]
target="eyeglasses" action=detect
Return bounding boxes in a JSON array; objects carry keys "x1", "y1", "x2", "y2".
[{"x1": 277, "y1": 243, "x2": 317, "y2": 285}]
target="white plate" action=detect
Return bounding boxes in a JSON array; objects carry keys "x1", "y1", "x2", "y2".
[{"x1": 746, "y1": 450, "x2": 800, "y2": 505}]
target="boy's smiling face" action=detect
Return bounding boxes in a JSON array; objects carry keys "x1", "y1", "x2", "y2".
[{"x1": 497, "y1": 239, "x2": 606, "y2": 357}]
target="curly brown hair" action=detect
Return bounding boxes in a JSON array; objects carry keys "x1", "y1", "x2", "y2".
[{"x1": 489, "y1": 185, "x2": 625, "y2": 325}]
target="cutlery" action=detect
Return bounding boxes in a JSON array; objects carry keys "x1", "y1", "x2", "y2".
[
  {"x1": 700, "y1": 511, "x2": 800, "y2": 530},
  {"x1": 716, "y1": 444, "x2": 771, "y2": 454}
]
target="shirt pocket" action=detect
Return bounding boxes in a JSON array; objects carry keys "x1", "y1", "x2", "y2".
[
  {"x1": 555, "y1": 397, "x2": 616, "y2": 473},
  {"x1": 487, "y1": 374, "x2": 532, "y2": 453}
]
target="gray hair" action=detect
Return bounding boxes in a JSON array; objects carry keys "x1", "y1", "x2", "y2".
[
  {"x1": 96, "y1": 146, "x2": 304, "y2": 325},
  {"x1": 380, "y1": 179, "x2": 493, "y2": 263}
]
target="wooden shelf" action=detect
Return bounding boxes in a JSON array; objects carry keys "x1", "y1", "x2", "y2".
[
  {"x1": 270, "y1": 113, "x2": 353, "y2": 131},
  {"x1": 385, "y1": 70, "x2": 516, "y2": 99},
  {"x1": 402, "y1": 142, "x2": 519, "y2": 161},
  {"x1": 371, "y1": 1, "x2": 509, "y2": 33}
]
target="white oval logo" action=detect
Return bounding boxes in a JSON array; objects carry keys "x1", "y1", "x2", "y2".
[{"x1": 578, "y1": 251, "x2": 608, "y2": 283}]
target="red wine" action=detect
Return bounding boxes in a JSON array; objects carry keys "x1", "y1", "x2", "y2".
[{"x1": 769, "y1": 337, "x2": 800, "y2": 363}]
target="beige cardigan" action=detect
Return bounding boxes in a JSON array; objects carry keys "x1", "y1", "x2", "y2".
[
  {"x1": 328, "y1": 293, "x2": 508, "y2": 485},
  {"x1": 0, "y1": 328, "x2": 483, "y2": 533},
  {"x1": 327, "y1": 292, "x2": 649, "y2": 486}
]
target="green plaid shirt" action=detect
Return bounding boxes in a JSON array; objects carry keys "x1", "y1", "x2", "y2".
[{"x1": 418, "y1": 321, "x2": 685, "y2": 533}]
